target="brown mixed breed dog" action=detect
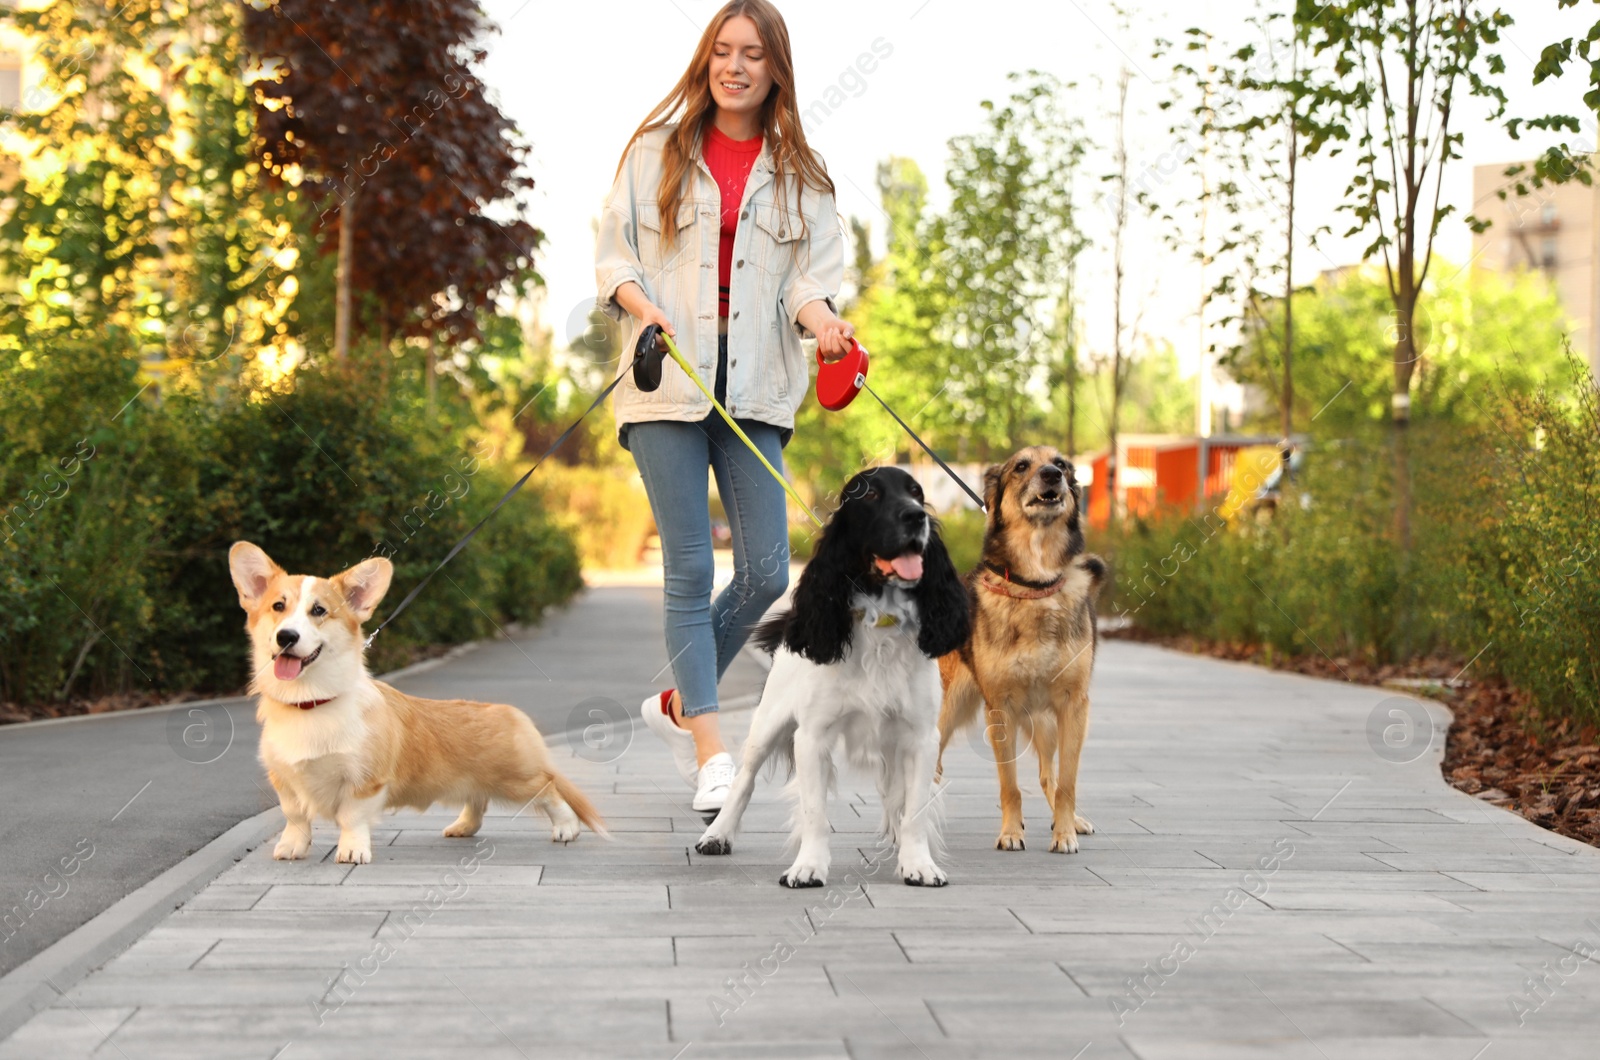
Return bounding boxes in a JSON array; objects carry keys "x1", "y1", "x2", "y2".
[
  {"x1": 936, "y1": 446, "x2": 1106, "y2": 854},
  {"x1": 228, "y1": 542, "x2": 605, "y2": 865}
]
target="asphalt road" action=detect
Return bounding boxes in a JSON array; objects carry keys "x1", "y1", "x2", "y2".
[{"x1": 0, "y1": 584, "x2": 769, "y2": 977}]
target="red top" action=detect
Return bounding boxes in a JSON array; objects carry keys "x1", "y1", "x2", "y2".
[{"x1": 703, "y1": 124, "x2": 763, "y2": 317}]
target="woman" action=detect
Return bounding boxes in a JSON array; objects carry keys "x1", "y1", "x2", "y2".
[{"x1": 595, "y1": 0, "x2": 852, "y2": 811}]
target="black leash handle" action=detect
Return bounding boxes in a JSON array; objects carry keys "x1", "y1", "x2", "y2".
[
  {"x1": 861, "y1": 381, "x2": 986, "y2": 513},
  {"x1": 364, "y1": 360, "x2": 634, "y2": 648}
]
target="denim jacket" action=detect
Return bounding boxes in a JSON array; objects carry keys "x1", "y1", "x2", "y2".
[{"x1": 595, "y1": 124, "x2": 843, "y2": 446}]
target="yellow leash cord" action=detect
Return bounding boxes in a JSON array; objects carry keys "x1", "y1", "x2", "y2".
[{"x1": 655, "y1": 331, "x2": 824, "y2": 529}]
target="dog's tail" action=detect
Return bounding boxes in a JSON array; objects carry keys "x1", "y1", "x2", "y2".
[{"x1": 544, "y1": 768, "x2": 610, "y2": 839}]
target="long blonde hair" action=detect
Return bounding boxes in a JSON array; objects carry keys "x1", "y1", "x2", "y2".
[{"x1": 614, "y1": 0, "x2": 834, "y2": 251}]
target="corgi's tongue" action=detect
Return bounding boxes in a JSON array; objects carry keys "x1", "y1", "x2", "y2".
[
  {"x1": 874, "y1": 553, "x2": 924, "y2": 581},
  {"x1": 274, "y1": 654, "x2": 304, "y2": 681}
]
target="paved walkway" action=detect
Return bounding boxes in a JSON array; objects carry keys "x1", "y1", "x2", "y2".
[{"x1": 3, "y1": 589, "x2": 1599, "y2": 1058}]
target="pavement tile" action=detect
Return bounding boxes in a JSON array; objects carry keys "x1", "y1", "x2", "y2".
[
  {"x1": 1119, "y1": 1036, "x2": 1501, "y2": 1060},
  {"x1": 672, "y1": 992, "x2": 944, "y2": 1042},
  {"x1": 846, "y1": 1043, "x2": 1130, "y2": 1060},
  {"x1": 179, "y1": 884, "x2": 270, "y2": 911},
  {"x1": 99, "y1": 1001, "x2": 670, "y2": 1051},
  {"x1": 674, "y1": 933, "x2": 911, "y2": 967},
  {"x1": 197, "y1": 935, "x2": 676, "y2": 969},
  {"x1": 139, "y1": 909, "x2": 388, "y2": 940},
  {"x1": 0, "y1": 1008, "x2": 135, "y2": 1060}
]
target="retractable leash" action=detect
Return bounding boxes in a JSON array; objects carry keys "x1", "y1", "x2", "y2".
[
  {"x1": 364, "y1": 352, "x2": 642, "y2": 649},
  {"x1": 818, "y1": 338, "x2": 987, "y2": 513},
  {"x1": 366, "y1": 328, "x2": 974, "y2": 647},
  {"x1": 634, "y1": 324, "x2": 825, "y2": 529}
]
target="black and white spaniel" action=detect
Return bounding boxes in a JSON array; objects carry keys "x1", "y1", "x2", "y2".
[{"x1": 695, "y1": 467, "x2": 971, "y2": 887}]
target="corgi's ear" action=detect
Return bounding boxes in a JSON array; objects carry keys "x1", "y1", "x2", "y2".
[
  {"x1": 229, "y1": 542, "x2": 281, "y2": 610},
  {"x1": 333, "y1": 557, "x2": 393, "y2": 622}
]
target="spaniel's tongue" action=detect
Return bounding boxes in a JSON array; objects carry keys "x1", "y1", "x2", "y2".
[
  {"x1": 274, "y1": 654, "x2": 304, "y2": 681},
  {"x1": 875, "y1": 553, "x2": 924, "y2": 581}
]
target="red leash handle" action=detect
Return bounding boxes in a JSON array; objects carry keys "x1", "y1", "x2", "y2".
[{"x1": 816, "y1": 338, "x2": 869, "y2": 411}]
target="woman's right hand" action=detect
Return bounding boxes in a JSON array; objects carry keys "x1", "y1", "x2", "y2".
[
  {"x1": 614, "y1": 282, "x2": 674, "y2": 339},
  {"x1": 639, "y1": 302, "x2": 675, "y2": 340}
]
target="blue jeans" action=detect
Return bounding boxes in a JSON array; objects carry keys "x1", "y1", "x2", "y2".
[{"x1": 627, "y1": 337, "x2": 790, "y2": 717}]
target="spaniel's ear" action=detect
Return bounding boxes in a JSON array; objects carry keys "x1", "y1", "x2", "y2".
[
  {"x1": 784, "y1": 518, "x2": 858, "y2": 665},
  {"x1": 913, "y1": 526, "x2": 972, "y2": 659}
]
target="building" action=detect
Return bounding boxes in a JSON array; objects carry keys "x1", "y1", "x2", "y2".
[
  {"x1": 1470, "y1": 158, "x2": 1600, "y2": 374},
  {"x1": 0, "y1": 9, "x2": 29, "y2": 190}
]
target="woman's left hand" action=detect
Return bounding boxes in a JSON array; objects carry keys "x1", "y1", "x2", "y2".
[
  {"x1": 796, "y1": 300, "x2": 855, "y2": 361},
  {"x1": 814, "y1": 317, "x2": 856, "y2": 362}
]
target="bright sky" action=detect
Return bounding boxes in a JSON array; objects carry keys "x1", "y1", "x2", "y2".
[{"x1": 478, "y1": 0, "x2": 1597, "y2": 382}]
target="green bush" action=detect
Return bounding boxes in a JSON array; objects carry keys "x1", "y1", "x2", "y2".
[
  {"x1": 1444, "y1": 362, "x2": 1600, "y2": 726},
  {"x1": 1103, "y1": 430, "x2": 1457, "y2": 665},
  {"x1": 1, "y1": 335, "x2": 199, "y2": 702},
  {"x1": 0, "y1": 342, "x2": 583, "y2": 707},
  {"x1": 1101, "y1": 356, "x2": 1600, "y2": 725}
]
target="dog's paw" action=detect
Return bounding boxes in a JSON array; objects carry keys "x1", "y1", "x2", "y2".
[
  {"x1": 695, "y1": 834, "x2": 731, "y2": 856},
  {"x1": 335, "y1": 842, "x2": 372, "y2": 865},
  {"x1": 442, "y1": 823, "x2": 480, "y2": 838},
  {"x1": 550, "y1": 822, "x2": 580, "y2": 844},
  {"x1": 778, "y1": 861, "x2": 827, "y2": 888},
  {"x1": 996, "y1": 831, "x2": 1025, "y2": 852},
  {"x1": 1048, "y1": 833, "x2": 1081, "y2": 854},
  {"x1": 1074, "y1": 814, "x2": 1095, "y2": 835},
  {"x1": 272, "y1": 837, "x2": 310, "y2": 861},
  {"x1": 899, "y1": 860, "x2": 948, "y2": 887}
]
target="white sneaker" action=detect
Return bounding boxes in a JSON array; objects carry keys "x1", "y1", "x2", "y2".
[
  {"x1": 640, "y1": 690, "x2": 699, "y2": 789},
  {"x1": 692, "y1": 752, "x2": 737, "y2": 813}
]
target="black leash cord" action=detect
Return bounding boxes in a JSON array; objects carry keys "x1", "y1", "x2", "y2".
[
  {"x1": 861, "y1": 381, "x2": 986, "y2": 512},
  {"x1": 364, "y1": 364, "x2": 631, "y2": 648}
]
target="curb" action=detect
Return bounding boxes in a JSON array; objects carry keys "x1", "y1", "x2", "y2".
[
  {"x1": 0, "y1": 807, "x2": 281, "y2": 1041},
  {"x1": 1, "y1": 694, "x2": 254, "y2": 731}
]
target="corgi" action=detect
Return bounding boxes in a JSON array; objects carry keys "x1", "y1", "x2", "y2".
[{"x1": 228, "y1": 541, "x2": 605, "y2": 864}]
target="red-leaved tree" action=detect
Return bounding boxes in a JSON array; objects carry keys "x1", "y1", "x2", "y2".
[{"x1": 244, "y1": 0, "x2": 541, "y2": 360}]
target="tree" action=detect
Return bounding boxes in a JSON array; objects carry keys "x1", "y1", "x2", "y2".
[
  {"x1": 1298, "y1": 0, "x2": 1512, "y2": 547},
  {"x1": 1099, "y1": 66, "x2": 1139, "y2": 512},
  {"x1": 933, "y1": 70, "x2": 1089, "y2": 460},
  {"x1": 1224, "y1": 264, "x2": 1572, "y2": 433},
  {"x1": 1503, "y1": 0, "x2": 1597, "y2": 187},
  {"x1": 1472, "y1": 2, "x2": 1596, "y2": 217},
  {"x1": 244, "y1": 0, "x2": 541, "y2": 361},
  {"x1": 1161, "y1": 5, "x2": 1327, "y2": 471},
  {"x1": 0, "y1": 0, "x2": 285, "y2": 372}
]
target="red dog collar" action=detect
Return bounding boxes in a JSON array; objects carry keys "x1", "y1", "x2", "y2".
[
  {"x1": 288, "y1": 697, "x2": 335, "y2": 711},
  {"x1": 977, "y1": 567, "x2": 1065, "y2": 600}
]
